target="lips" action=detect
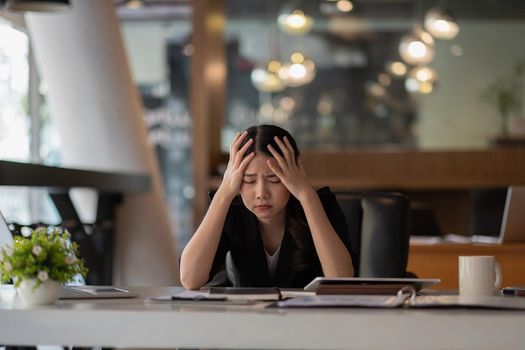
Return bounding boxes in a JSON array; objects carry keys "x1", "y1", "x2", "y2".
[{"x1": 255, "y1": 205, "x2": 272, "y2": 210}]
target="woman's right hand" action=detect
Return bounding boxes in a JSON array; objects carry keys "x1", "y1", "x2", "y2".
[{"x1": 218, "y1": 130, "x2": 254, "y2": 199}]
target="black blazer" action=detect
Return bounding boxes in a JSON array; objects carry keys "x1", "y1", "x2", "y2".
[{"x1": 208, "y1": 187, "x2": 356, "y2": 288}]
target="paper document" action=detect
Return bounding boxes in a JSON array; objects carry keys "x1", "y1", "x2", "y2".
[
  {"x1": 277, "y1": 293, "x2": 525, "y2": 310},
  {"x1": 277, "y1": 295, "x2": 408, "y2": 308},
  {"x1": 410, "y1": 295, "x2": 525, "y2": 309}
]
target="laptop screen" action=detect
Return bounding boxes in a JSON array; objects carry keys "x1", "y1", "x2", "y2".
[
  {"x1": 499, "y1": 186, "x2": 525, "y2": 243},
  {"x1": 0, "y1": 210, "x2": 14, "y2": 252},
  {"x1": 0, "y1": 210, "x2": 14, "y2": 281}
]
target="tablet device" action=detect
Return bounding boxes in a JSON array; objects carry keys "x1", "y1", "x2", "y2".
[
  {"x1": 60, "y1": 286, "x2": 138, "y2": 299},
  {"x1": 304, "y1": 277, "x2": 441, "y2": 292}
]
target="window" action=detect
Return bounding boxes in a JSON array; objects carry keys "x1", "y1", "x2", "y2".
[
  {"x1": 0, "y1": 17, "x2": 60, "y2": 225},
  {"x1": 0, "y1": 20, "x2": 30, "y2": 162}
]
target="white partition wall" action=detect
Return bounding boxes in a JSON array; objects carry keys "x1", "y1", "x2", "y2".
[{"x1": 25, "y1": 0, "x2": 179, "y2": 285}]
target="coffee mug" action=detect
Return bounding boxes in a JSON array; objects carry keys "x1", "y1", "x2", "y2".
[{"x1": 459, "y1": 256, "x2": 502, "y2": 296}]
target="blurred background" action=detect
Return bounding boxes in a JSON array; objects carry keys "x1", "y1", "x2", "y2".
[{"x1": 1, "y1": 0, "x2": 525, "y2": 255}]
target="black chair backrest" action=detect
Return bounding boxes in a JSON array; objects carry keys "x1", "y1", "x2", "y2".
[{"x1": 335, "y1": 192, "x2": 410, "y2": 278}]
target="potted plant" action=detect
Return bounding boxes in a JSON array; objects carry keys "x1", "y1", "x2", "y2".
[
  {"x1": 481, "y1": 61, "x2": 525, "y2": 138},
  {"x1": 0, "y1": 227, "x2": 88, "y2": 305}
]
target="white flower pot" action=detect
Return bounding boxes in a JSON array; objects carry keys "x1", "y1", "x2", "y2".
[{"x1": 17, "y1": 278, "x2": 62, "y2": 305}]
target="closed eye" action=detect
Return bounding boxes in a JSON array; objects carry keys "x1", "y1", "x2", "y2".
[
  {"x1": 243, "y1": 174, "x2": 256, "y2": 184},
  {"x1": 267, "y1": 176, "x2": 280, "y2": 184}
]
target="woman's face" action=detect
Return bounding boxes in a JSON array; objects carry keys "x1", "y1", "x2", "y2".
[{"x1": 240, "y1": 154, "x2": 290, "y2": 222}]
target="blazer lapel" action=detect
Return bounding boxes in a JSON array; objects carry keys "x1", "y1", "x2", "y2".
[
  {"x1": 231, "y1": 211, "x2": 272, "y2": 287},
  {"x1": 273, "y1": 231, "x2": 295, "y2": 287}
]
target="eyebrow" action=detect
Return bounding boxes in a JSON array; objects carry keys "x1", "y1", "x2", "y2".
[{"x1": 243, "y1": 173, "x2": 277, "y2": 177}]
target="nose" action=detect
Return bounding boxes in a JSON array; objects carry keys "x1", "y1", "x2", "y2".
[{"x1": 255, "y1": 180, "x2": 269, "y2": 200}]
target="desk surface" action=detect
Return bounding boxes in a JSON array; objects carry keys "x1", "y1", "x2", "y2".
[{"x1": 2, "y1": 286, "x2": 525, "y2": 349}]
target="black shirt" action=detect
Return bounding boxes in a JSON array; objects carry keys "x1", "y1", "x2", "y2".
[{"x1": 208, "y1": 187, "x2": 356, "y2": 288}]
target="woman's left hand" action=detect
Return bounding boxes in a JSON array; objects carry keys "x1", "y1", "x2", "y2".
[{"x1": 266, "y1": 136, "x2": 314, "y2": 202}]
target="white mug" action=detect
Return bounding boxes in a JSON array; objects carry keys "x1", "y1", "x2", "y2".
[{"x1": 459, "y1": 256, "x2": 502, "y2": 297}]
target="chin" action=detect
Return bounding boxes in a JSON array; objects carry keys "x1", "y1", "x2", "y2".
[{"x1": 253, "y1": 211, "x2": 275, "y2": 220}]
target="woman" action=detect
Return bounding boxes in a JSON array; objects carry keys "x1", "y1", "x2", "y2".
[{"x1": 180, "y1": 125, "x2": 356, "y2": 289}]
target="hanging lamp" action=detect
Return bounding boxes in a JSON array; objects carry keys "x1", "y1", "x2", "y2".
[
  {"x1": 424, "y1": 7, "x2": 460, "y2": 40},
  {"x1": 399, "y1": 27, "x2": 435, "y2": 65}
]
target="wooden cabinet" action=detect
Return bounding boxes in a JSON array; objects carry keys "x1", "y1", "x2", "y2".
[{"x1": 408, "y1": 243, "x2": 525, "y2": 290}]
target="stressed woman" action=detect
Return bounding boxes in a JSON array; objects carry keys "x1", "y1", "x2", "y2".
[{"x1": 180, "y1": 125, "x2": 356, "y2": 289}]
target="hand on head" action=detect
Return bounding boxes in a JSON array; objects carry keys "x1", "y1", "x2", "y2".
[
  {"x1": 220, "y1": 127, "x2": 313, "y2": 203},
  {"x1": 220, "y1": 131, "x2": 255, "y2": 199},
  {"x1": 266, "y1": 136, "x2": 312, "y2": 202}
]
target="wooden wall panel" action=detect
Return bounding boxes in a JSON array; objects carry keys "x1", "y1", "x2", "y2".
[
  {"x1": 301, "y1": 148, "x2": 525, "y2": 190},
  {"x1": 191, "y1": 0, "x2": 225, "y2": 229}
]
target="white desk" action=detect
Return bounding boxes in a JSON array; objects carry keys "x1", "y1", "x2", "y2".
[{"x1": 1, "y1": 286, "x2": 525, "y2": 350}]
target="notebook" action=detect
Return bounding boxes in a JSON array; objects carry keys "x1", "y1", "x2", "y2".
[
  {"x1": 499, "y1": 186, "x2": 525, "y2": 243},
  {"x1": 208, "y1": 287, "x2": 282, "y2": 300},
  {"x1": 0, "y1": 209, "x2": 136, "y2": 299}
]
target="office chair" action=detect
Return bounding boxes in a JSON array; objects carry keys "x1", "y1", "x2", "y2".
[
  {"x1": 335, "y1": 191, "x2": 411, "y2": 277},
  {"x1": 470, "y1": 188, "x2": 507, "y2": 237}
]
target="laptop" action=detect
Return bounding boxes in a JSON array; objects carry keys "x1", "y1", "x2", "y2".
[
  {"x1": 498, "y1": 186, "x2": 525, "y2": 244},
  {"x1": 0, "y1": 210, "x2": 14, "y2": 283},
  {"x1": 0, "y1": 209, "x2": 137, "y2": 299}
]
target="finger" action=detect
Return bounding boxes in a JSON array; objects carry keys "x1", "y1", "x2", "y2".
[
  {"x1": 298, "y1": 157, "x2": 306, "y2": 175},
  {"x1": 239, "y1": 151, "x2": 255, "y2": 170},
  {"x1": 282, "y1": 137, "x2": 297, "y2": 165},
  {"x1": 235, "y1": 139, "x2": 253, "y2": 166},
  {"x1": 229, "y1": 131, "x2": 248, "y2": 164},
  {"x1": 227, "y1": 132, "x2": 240, "y2": 164},
  {"x1": 267, "y1": 144, "x2": 288, "y2": 171},
  {"x1": 267, "y1": 158, "x2": 284, "y2": 178},
  {"x1": 229, "y1": 132, "x2": 240, "y2": 153},
  {"x1": 274, "y1": 137, "x2": 293, "y2": 165},
  {"x1": 230, "y1": 130, "x2": 248, "y2": 155},
  {"x1": 234, "y1": 138, "x2": 253, "y2": 167}
]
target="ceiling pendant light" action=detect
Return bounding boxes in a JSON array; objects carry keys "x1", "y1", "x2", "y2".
[
  {"x1": 386, "y1": 61, "x2": 408, "y2": 77},
  {"x1": 278, "y1": 52, "x2": 316, "y2": 87},
  {"x1": 126, "y1": 0, "x2": 144, "y2": 10},
  {"x1": 409, "y1": 65, "x2": 438, "y2": 84},
  {"x1": 405, "y1": 65, "x2": 438, "y2": 94},
  {"x1": 336, "y1": 0, "x2": 353, "y2": 13},
  {"x1": 277, "y1": 9, "x2": 314, "y2": 35},
  {"x1": 398, "y1": 27, "x2": 435, "y2": 65},
  {"x1": 251, "y1": 60, "x2": 287, "y2": 93},
  {"x1": 3, "y1": 0, "x2": 71, "y2": 12},
  {"x1": 424, "y1": 7, "x2": 460, "y2": 40}
]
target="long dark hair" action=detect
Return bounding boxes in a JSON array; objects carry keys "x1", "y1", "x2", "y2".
[{"x1": 240, "y1": 125, "x2": 316, "y2": 271}]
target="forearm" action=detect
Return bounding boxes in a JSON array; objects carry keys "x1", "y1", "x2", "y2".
[
  {"x1": 299, "y1": 190, "x2": 354, "y2": 277},
  {"x1": 180, "y1": 188, "x2": 234, "y2": 289}
]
